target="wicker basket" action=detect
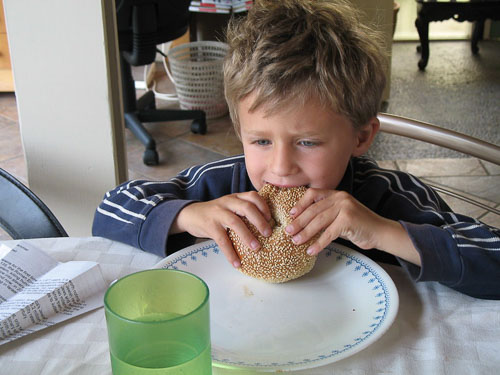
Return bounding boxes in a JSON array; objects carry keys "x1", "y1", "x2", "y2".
[{"x1": 167, "y1": 41, "x2": 229, "y2": 119}]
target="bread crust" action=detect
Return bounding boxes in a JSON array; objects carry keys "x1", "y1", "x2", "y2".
[{"x1": 228, "y1": 184, "x2": 318, "y2": 283}]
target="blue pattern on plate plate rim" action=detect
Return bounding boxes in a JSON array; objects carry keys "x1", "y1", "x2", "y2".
[{"x1": 162, "y1": 242, "x2": 393, "y2": 368}]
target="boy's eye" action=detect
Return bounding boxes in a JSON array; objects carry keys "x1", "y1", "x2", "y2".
[
  {"x1": 255, "y1": 139, "x2": 271, "y2": 146},
  {"x1": 299, "y1": 140, "x2": 317, "y2": 147}
]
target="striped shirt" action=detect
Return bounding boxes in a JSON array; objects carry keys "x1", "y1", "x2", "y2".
[{"x1": 92, "y1": 155, "x2": 500, "y2": 299}]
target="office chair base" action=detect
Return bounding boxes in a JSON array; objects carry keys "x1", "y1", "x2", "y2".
[
  {"x1": 137, "y1": 89, "x2": 157, "y2": 110},
  {"x1": 143, "y1": 149, "x2": 159, "y2": 166},
  {"x1": 125, "y1": 110, "x2": 207, "y2": 166},
  {"x1": 190, "y1": 118, "x2": 207, "y2": 135},
  {"x1": 140, "y1": 115, "x2": 206, "y2": 165},
  {"x1": 121, "y1": 53, "x2": 207, "y2": 166},
  {"x1": 139, "y1": 117, "x2": 206, "y2": 165}
]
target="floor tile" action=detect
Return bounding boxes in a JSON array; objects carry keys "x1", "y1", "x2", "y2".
[
  {"x1": 127, "y1": 137, "x2": 225, "y2": 181},
  {"x1": 480, "y1": 208, "x2": 500, "y2": 228},
  {"x1": 481, "y1": 160, "x2": 500, "y2": 176},
  {"x1": 0, "y1": 116, "x2": 24, "y2": 163},
  {"x1": 376, "y1": 160, "x2": 399, "y2": 170},
  {"x1": 124, "y1": 117, "x2": 195, "y2": 145},
  {"x1": 0, "y1": 155, "x2": 28, "y2": 185},
  {"x1": 0, "y1": 92, "x2": 19, "y2": 122},
  {"x1": 422, "y1": 176, "x2": 498, "y2": 216},
  {"x1": 424, "y1": 175, "x2": 500, "y2": 203},
  {"x1": 436, "y1": 192, "x2": 494, "y2": 220},
  {"x1": 180, "y1": 115, "x2": 243, "y2": 157},
  {"x1": 396, "y1": 158, "x2": 486, "y2": 177}
]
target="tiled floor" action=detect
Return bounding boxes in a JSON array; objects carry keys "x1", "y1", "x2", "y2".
[{"x1": 0, "y1": 42, "x2": 499, "y2": 241}]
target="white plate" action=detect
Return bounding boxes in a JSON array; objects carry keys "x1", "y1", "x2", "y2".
[{"x1": 155, "y1": 240, "x2": 399, "y2": 372}]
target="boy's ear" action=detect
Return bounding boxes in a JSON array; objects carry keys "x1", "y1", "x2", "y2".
[{"x1": 352, "y1": 117, "x2": 380, "y2": 157}]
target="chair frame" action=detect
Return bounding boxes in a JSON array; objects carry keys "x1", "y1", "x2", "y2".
[
  {"x1": 377, "y1": 113, "x2": 500, "y2": 216},
  {"x1": 0, "y1": 168, "x2": 68, "y2": 240}
]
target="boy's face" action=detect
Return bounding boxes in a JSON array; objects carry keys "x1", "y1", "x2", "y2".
[{"x1": 239, "y1": 93, "x2": 373, "y2": 191}]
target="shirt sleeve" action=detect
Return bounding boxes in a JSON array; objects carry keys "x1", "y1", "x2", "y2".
[
  {"x1": 92, "y1": 155, "x2": 248, "y2": 257},
  {"x1": 400, "y1": 219, "x2": 500, "y2": 300},
  {"x1": 352, "y1": 157, "x2": 500, "y2": 300}
]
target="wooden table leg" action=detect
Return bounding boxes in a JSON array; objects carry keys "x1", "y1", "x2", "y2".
[
  {"x1": 471, "y1": 20, "x2": 484, "y2": 55},
  {"x1": 415, "y1": 15, "x2": 429, "y2": 71}
]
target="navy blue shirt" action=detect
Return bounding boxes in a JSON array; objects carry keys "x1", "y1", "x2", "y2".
[{"x1": 92, "y1": 155, "x2": 500, "y2": 299}]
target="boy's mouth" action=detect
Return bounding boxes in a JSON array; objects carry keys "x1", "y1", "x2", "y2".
[{"x1": 265, "y1": 182, "x2": 310, "y2": 189}]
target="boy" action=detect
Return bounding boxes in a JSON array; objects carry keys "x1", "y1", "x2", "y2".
[{"x1": 93, "y1": 0, "x2": 500, "y2": 299}]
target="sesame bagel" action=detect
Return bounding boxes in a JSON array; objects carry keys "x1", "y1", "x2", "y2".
[{"x1": 228, "y1": 184, "x2": 318, "y2": 283}]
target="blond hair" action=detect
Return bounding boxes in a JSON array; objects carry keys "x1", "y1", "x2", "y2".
[{"x1": 223, "y1": 0, "x2": 387, "y2": 133}]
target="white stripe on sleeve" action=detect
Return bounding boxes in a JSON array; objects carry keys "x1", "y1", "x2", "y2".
[
  {"x1": 97, "y1": 207, "x2": 133, "y2": 224},
  {"x1": 103, "y1": 199, "x2": 147, "y2": 220}
]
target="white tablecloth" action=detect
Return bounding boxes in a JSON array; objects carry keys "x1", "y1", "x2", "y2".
[{"x1": 0, "y1": 237, "x2": 498, "y2": 374}]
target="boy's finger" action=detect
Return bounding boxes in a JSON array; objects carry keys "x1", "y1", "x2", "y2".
[
  {"x1": 306, "y1": 233, "x2": 332, "y2": 256},
  {"x1": 288, "y1": 195, "x2": 335, "y2": 238},
  {"x1": 291, "y1": 209, "x2": 332, "y2": 246},
  {"x1": 213, "y1": 228, "x2": 242, "y2": 268},
  {"x1": 235, "y1": 191, "x2": 272, "y2": 221},
  {"x1": 227, "y1": 195, "x2": 272, "y2": 237},
  {"x1": 224, "y1": 214, "x2": 263, "y2": 253},
  {"x1": 303, "y1": 221, "x2": 343, "y2": 256},
  {"x1": 290, "y1": 188, "x2": 329, "y2": 218},
  {"x1": 241, "y1": 208, "x2": 272, "y2": 238}
]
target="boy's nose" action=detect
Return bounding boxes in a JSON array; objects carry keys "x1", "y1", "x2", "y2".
[{"x1": 270, "y1": 146, "x2": 297, "y2": 177}]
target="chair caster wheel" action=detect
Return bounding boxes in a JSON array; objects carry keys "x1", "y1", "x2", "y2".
[
  {"x1": 191, "y1": 119, "x2": 207, "y2": 135},
  {"x1": 143, "y1": 149, "x2": 159, "y2": 165}
]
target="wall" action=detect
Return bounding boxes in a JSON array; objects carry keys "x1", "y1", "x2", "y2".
[
  {"x1": 4, "y1": 0, "x2": 127, "y2": 236},
  {"x1": 352, "y1": 0, "x2": 394, "y2": 102}
]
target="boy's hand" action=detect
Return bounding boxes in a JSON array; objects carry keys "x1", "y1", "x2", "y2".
[
  {"x1": 173, "y1": 192, "x2": 272, "y2": 268},
  {"x1": 285, "y1": 189, "x2": 421, "y2": 265}
]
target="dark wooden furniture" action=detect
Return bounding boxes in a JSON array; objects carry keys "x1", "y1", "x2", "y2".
[{"x1": 415, "y1": 0, "x2": 500, "y2": 70}]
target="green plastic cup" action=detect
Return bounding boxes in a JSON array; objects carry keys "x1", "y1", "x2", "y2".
[{"x1": 104, "y1": 269, "x2": 212, "y2": 374}]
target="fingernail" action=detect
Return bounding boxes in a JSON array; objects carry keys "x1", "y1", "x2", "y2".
[
  {"x1": 250, "y1": 240, "x2": 259, "y2": 250},
  {"x1": 290, "y1": 207, "x2": 297, "y2": 216},
  {"x1": 263, "y1": 228, "x2": 271, "y2": 237},
  {"x1": 285, "y1": 225, "x2": 293, "y2": 234},
  {"x1": 233, "y1": 260, "x2": 241, "y2": 268},
  {"x1": 307, "y1": 247, "x2": 315, "y2": 256},
  {"x1": 292, "y1": 234, "x2": 301, "y2": 244}
]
